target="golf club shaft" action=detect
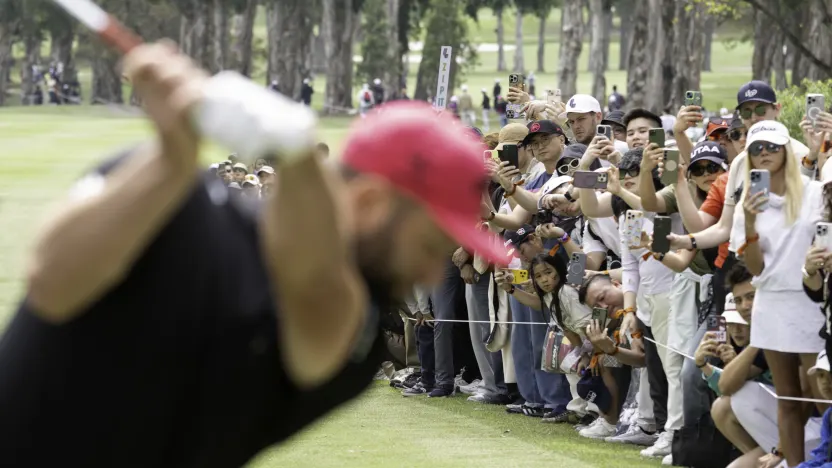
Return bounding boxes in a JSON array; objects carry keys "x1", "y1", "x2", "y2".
[{"x1": 51, "y1": 0, "x2": 143, "y2": 54}]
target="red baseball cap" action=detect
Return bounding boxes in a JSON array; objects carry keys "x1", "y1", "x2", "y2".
[{"x1": 341, "y1": 101, "x2": 509, "y2": 266}]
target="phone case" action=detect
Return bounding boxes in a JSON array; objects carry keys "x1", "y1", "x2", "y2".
[
  {"x1": 661, "y1": 149, "x2": 680, "y2": 186},
  {"x1": 572, "y1": 171, "x2": 599, "y2": 189},
  {"x1": 652, "y1": 216, "x2": 672, "y2": 254},
  {"x1": 684, "y1": 91, "x2": 703, "y2": 107},
  {"x1": 807, "y1": 94, "x2": 825, "y2": 127},
  {"x1": 649, "y1": 128, "x2": 665, "y2": 148},
  {"x1": 707, "y1": 316, "x2": 728, "y2": 343},
  {"x1": 622, "y1": 210, "x2": 644, "y2": 250},
  {"x1": 592, "y1": 307, "x2": 608, "y2": 327},
  {"x1": 566, "y1": 252, "x2": 587, "y2": 286},
  {"x1": 508, "y1": 73, "x2": 525, "y2": 90},
  {"x1": 595, "y1": 172, "x2": 608, "y2": 190},
  {"x1": 509, "y1": 269, "x2": 529, "y2": 284},
  {"x1": 499, "y1": 144, "x2": 519, "y2": 168},
  {"x1": 750, "y1": 169, "x2": 770, "y2": 211},
  {"x1": 816, "y1": 223, "x2": 832, "y2": 251},
  {"x1": 597, "y1": 125, "x2": 613, "y2": 140}
]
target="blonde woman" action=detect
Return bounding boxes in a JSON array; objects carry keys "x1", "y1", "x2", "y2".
[{"x1": 735, "y1": 121, "x2": 825, "y2": 467}]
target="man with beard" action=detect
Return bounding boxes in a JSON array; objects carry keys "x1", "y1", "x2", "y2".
[
  {"x1": 0, "y1": 43, "x2": 505, "y2": 467},
  {"x1": 558, "y1": 94, "x2": 603, "y2": 148}
]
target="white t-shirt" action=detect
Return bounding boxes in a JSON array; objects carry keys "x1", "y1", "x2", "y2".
[
  {"x1": 731, "y1": 176, "x2": 823, "y2": 291},
  {"x1": 620, "y1": 216, "x2": 675, "y2": 326},
  {"x1": 582, "y1": 216, "x2": 621, "y2": 257},
  {"x1": 544, "y1": 285, "x2": 593, "y2": 338}
]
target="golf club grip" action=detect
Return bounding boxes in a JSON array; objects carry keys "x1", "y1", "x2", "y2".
[{"x1": 100, "y1": 18, "x2": 143, "y2": 54}]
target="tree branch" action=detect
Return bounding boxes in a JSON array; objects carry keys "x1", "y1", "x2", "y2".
[{"x1": 742, "y1": 0, "x2": 832, "y2": 76}]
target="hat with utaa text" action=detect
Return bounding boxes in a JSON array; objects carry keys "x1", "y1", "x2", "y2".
[{"x1": 341, "y1": 101, "x2": 509, "y2": 266}]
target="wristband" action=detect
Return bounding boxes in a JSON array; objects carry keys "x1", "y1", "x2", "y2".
[
  {"x1": 609, "y1": 344, "x2": 620, "y2": 356},
  {"x1": 624, "y1": 307, "x2": 636, "y2": 315},
  {"x1": 485, "y1": 211, "x2": 496, "y2": 221},
  {"x1": 503, "y1": 184, "x2": 517, "y2": 197},
  {"x1": 652, "y1": 252, "x2": 666, "y2": 262},
  {"x1": 558, "y1": 232, "x2": 570, "y2": 244},
  {"x1": 563, "y1": 191, "x2": 575, "y2": 202},
  {"x1": 688, "y1": 233, "x2": 698, "y2": 250},
  {"x1": 803, "y1": 156, "x2": 817, "y2": 167},
  {"x1": 696, "y1": 361, "x2": 708, "y2": 369},
  {"x1": 507, "y1": 285, "x2": 516, "y2": 295},
  {"x1": 737, "y1": 233, "x2": 760, "y2": 256}
]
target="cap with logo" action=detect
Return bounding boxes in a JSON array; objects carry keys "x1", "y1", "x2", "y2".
[
  {"x1": 705, "y1": 116, "x2": 731, "y2": 137},
  {"x1": 808, "y1": 350, "x2": 830, "y2": 376},
  {"x1": 257, "y1": 166, "x2": 275, "y2": 176},
  {"x1": 233, "y1": 162, "x2": 249, "y2": 173},
  {"x1": 601, "y1": 110, "x2": 626, "y2": 128},
  {"x1": 745, "y1": 120, "x2": 790, "y2": 149},
  {"x1": 341, "y1": 101, "x2": 508, "y2": 266},
  {"x1": 736, "y1": 80, "x2": 777, "y2": 109},
  {"x1": 505, "y1": 224, "x2": 536, "y2": 249},
  {"x1": 689, "y1": 141, "x2": 728, "y2": 170},
  {"x1": 243, "y1": 174, "x2": 260, "y2": 186},
  {"x1": 499, "y1": 123, "x2": 530, "y2": 145},
  {"x1": 721, "y1": 293, "x2": 748, "y2": 325},
  {"x1": 577, "y1": 373, "x2": 612, "y2": 413},
  {"x1": 520, "y1": 120, "x2": 568, "y2": 147},
  {"x1": 558, "y1": 94, "x2": 602, "y2": 121}
]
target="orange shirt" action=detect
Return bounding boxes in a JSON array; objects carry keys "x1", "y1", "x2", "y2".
[{"x1": 700, "y1": 173, "x2": 730, "y2": 268}]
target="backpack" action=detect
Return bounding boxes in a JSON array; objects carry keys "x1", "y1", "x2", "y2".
[{"x1": 363, "y1": 91, "x2": 372, "y2": 103}]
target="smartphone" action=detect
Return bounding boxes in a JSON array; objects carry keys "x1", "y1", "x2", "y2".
[
  {"x1": 508, "y1": 269, "x2": 529, "y2": 284},
  {"x1": 684, "y1": 90, "x2": 703, "y2": 107},
  {"x1": 484, "y1": 149, "x2": 500, "y2": 164},
  {"x1": 649, "y1": 128, "x2": 665, "y2": 149},
  {"x1": 572, "y1": 170, "x2": 608, "y2": 190},
  {"x1": 498, "y1": 144, "x2": 519, "y2": 168},
  {"x1": 652, "y1": 216, "x2": 672, "y2": 254},
  {"x1": 707, "y1": 316, "x2": 728, "y2": 344},
  {"x1": 508, "y1": 73, "x2": 526, "y2": 92},
  {"x1": 749, "y1": 169, "x2": 771, "y2": 212},
  {"x1": 661, "y1": 149, "x2": 680, "y2": 186},
  {"x1": 622, "y1": 210, "x2": 645, "y2": 249},
  {"x1": 592, "y1": 307, "x2": 609, "y2": 327},
  {"x1": 566, "y1": 252, "x2": 587, "y2": 286},
  {"x1": 816, "y1": 223, "x2": 832, "y2": 251},
  {"x1": 597, "y1": 124, "x2": 613, "y2": 141},
  {"x1": 546, "y1": 88, "x2": 562, "y2": 105},
  {"x1": 807, "y1": 94, "x2": 826, "y2": 128}
]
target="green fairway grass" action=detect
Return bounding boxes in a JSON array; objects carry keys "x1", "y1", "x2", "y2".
[{"x1": 0, "y1": 107, "x2": 664, "y2": 467}]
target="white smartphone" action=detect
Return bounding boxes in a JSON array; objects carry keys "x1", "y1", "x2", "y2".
[
  {"x1": 807, "y1": 94, "x2": 826, "y2": 129},
  {"x1": 749, "y1": 169, "x2": 771, "y2": 212},
  {"x1": 622, "y1": 210, "x2": 644, "y2": 249},
  {"x1": 816, "y1": 222, "x2": 832, "y2": 251}
]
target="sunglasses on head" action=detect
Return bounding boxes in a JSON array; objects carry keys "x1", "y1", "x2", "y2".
[
  {"x1": 557, "y1": 158, "x2": 580, "y2": 175},
  {"x1": 689, "y1": 161, "x2": 721, "y2": 177},
  {"x1": 728, "y1": 129, "x2": 747, "y2": 141},
  {"x1": 739, "y1": 104, "x2": 769, "y2": 120},
  {"x1": 619, "y1": 167, "x2": 640, "y2": 178},
  {"x1": 747, "y1": 141, "x2": 783, "y2": 157}
]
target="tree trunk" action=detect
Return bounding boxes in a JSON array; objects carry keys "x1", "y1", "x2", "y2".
[
  {"x1": 265, "y1": 0, "x2": 313, "y2": 100},
  {"x1": 322, "y1": 0, "x2": 355, "y2": 114},
  {"x1": 557, "y1": 0, "x2": 584, "y2": 99},
  {"x1": 229, "y1": 0, "x2": 258, "y2": 77},
  {"x1": 0, "y1": 21, "x2": 16, "y2": 106},
  {"x1": 536, "y1": 14, "x2": 546, "y2": 73},
  {"x1": 311, "y1": 32, "x2": 327, "y2": 75},
  {"x1": 49, "y1": 20, "x2": 76, "y2": 82},
  {"x1": 602, "y1": 0, "x2": 612, "y2": 70},
  {"x1": 20, "y1": 25, "x2": 42, "y2": 106},
  {"x1": 496, "y1": 7, "x2": 506, "y2": 71},
  {"x1": 514, "y1": 9, "x2": 525, "y2": 72},
  {"x1": 751, "y1": 6, "x2": 774, "y2": 82},
  {"x1": 180, "y1": 1, "x2": 212, "y2": 69},
  {"x1": 618, "y1": 0, "x2": 633, "y2": 70},
  {"x1": 805, "y1": 0, "x2": 832, "y2": 81},
  {"x1": 773, "y1": 32, "x2": 788, "y2": 90},
  {"x1": 646, "y1": 0, "x2": 674, "y2": 113},
  {"x1": 211, "y1": 0, "x2": 228, "y2": 73},
  {"x1": 670, "y1": 0, "x2": 694, "y2": 111},
  {"x1": 588, "y1": 0, "x2": 608, "y2": 104},
  {"x1": 91, "y1": 43, "x2": 123, "y2": 104},
  {"x1": 626, "y1": 0, "x2": 650, "y2": 109},
  {"x1": 702, "y1": 15, "x2": 714, "y2": 72},
  {"x1": 384, "y1": 0, "x2": 403, "y2": 96}
]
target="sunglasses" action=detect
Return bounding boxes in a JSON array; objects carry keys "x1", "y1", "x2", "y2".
[
  {"x1": 620, "y1": 167, "x2": 640, "y2": 178},
  {"x1": 728, "y1": 129, "x2": 747, "y2": 141},
  {"x1": 689, "y1": 161, "x2": 721, "y2": 177},
  {"x1": 557, "y1": 158, "x2": 580, "y2": 175},
  {"x1": 747, "y1": 141, "x2": 783, "y2": 157},
  {"x1": 739, "y1": 104, "x2": 769, "y2": 120}
]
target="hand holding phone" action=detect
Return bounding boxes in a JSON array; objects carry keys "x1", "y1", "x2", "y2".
[
  {"x1": 661, "y1": 149, "x2": 680, "y2": 186},
  {"x1": 572, "y1": 170, "x2": 608, "y2": 190},
  {"x1": 706, "y1": 316, "x2": 727, "y2": 344},
  {"x1": 648, "y1": 128, "x2": 665, "y2": 149},
  {"x1": 684, "y1": 90, "x2": 703, "y2": 107},
  {"x1": 566, "y1": 252, "x2": 587, "y2": 286},
  {"x1": 748, "y1": 169, "x2": 771, "y2": 212},
  {"x1": 597, "y1": 125, "x2": 613, "y2": 141},
  {"x1": 807, "y1": 94, "x2": 826, "y2": 129},
  {"x1": 508, "y1": 269, "x2": 529, "y2": 284},
  {"x1": 651, "y1": 216, "x2": 672, "y2": 254}
]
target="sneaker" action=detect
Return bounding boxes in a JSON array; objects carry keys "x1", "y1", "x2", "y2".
[
  {"x1": 505, "y1": 403, "x2": 524, "y2": 414},
  {"x1": 661, "y1": 454, "x2": 673, "y2": 466},
  {"x1": 427, "y1": 387, "x2": 455, "y2": 398},
  {"x1": 605, "y1": 424, "x2": 659, "y2": 446},
  {"x1": 573, "y1": 412, "x2": 599, "y2": 431},
  {"x1": 459, "y1": 379, "x2": 482, "y2": 395},
  {"x1": 542, "y1": 409, "x2": 579, "y2": 424},
  {"x1": 402, "y1": 383, "x2": 432, "y2": 397},
  {"x1": 579, "y1": 418, "x2": 617, "y2": 439},
  {"x1": 522, "y1": 405, "x2": 546, "y2": 418},
  {"x1": 467, "y1": 393, "x2": 510, "y2": 405},
  {"x1": 640, "y1": 431, "x2": 674, "y2": 458},
  {"x1": 401, "y1": 372, "x2": 422, "y2": 389}
]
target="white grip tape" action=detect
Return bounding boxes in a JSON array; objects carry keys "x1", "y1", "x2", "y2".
[{"x1": 194, "y1": 71, "x2": 317, "y2": 165}]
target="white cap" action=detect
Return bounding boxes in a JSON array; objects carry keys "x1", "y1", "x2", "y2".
[
  {"x1": 461, "y1": 84, "x2": 468, "y2": 91},
  {"x1": 257, "y1": 166, "x2": 275, "y2": 175},
  {"x1": 558, "y1": 94, "x2": 602, "y2": 120},
  {"x1": 243, "y1": 174, "x2": 260, "y2": 186},
  {"x1": 745, "y1": 121, "x2": 790, "y2": 149},
  {"x1": 481, "y1": 88, "x2": 487, "y2": 92},
  {"x1": 374, "y1": 78, "x2": 381, "y2": 85},
  {"x1": 495, "y1": 78, "x2": 501, "y2": 83},
  {"x1": 721, "y1": 293, "x2": 748, "y2": 325},
  {"x1": 809, "y1": 350, "x2": 830, "y2": 376},
  {"x1": 209, "y1": 163, "x2": 219, "y2": 170}
]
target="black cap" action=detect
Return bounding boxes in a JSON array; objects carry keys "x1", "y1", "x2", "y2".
[
  {"x1": 505, "y1": 224, "x2": 536, "y2": 248},
  {"x1": 736, "y1": 80, "x2": 777, "y2": 109},
  {"x1": 689, "y1": 141, "x2": 727, "y2": 169},
  {"x1": 521, "y1": 120, "x2": 569, "y2": 147},
  {"x1": 602, "y1": 110, "x2": 626, "y2": 128},
  {"x1": 577, "y1": 374, "x2": 612, "y2": 414}
]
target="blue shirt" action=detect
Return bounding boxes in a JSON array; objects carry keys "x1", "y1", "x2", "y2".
[
  {"x1": 799, "y1": 408, "x2": 832, "y2": 467},
  {"x1": 525, "y1": 171, "x2": 553, "y2": 192}
]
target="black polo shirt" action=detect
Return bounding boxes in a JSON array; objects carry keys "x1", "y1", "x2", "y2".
[{"x1": 0, "y1": 153, "x2": 385, "y2": 467}]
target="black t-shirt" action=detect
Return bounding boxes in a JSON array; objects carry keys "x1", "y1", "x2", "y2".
[{"x1": 0, "y1": 153, "x2": 386, "y2": 468}]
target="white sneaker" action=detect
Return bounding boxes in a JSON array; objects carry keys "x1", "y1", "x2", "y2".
[
  {"x1": 579, "y1": 418, "x2": 617, "y2": 439},
  {"x1": 640, "y1": 430, "x2": 674, "y2": 458},
  {"x1": 661, "y1": 454, "x2": 673, "y2": 465},
  {"x1": 459, "y1": 379, "x2": 482, "y2": 395},
  {"x1": 604, "y1": 424, "x2": 659, "y2": 446}
]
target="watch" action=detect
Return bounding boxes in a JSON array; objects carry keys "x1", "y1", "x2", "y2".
[{"x1": 803, "y1": 265, "x2": 819, "y2": 279}]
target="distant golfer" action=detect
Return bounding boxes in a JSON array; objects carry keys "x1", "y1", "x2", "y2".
[{"x1": 0, "y1": 43, "x2": 505, "y2": 467}]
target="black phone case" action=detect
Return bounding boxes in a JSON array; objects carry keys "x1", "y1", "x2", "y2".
[
  {"x1": 652, "y1": 216, "x2": 672, "y2": 254},
  {"x1": 499, "y1": 145, "x2": 519, "y2": 168}
]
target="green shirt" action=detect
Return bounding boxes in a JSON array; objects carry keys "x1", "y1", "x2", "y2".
[{"x1": 657, "y1": 184, "x2": 712, "y2": 276}]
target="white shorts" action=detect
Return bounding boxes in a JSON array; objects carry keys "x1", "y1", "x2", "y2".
[{"x1": 730, "y1": 381, "x2": 822, "y2": 457}]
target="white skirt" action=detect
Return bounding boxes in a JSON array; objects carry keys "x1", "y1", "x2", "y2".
[{"x1": 750, "y1": 289, "x2": 825, "y2": 353}]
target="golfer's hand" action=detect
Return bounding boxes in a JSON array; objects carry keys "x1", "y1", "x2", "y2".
[{"x1": 123, "y1": 41, "x2": 208, "y2": 170}]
